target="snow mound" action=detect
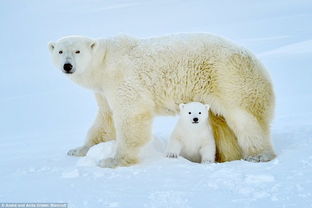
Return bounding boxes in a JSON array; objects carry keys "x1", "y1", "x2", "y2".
[{"x1": 77, "y1": 137, "x2": 168, "y2": 167}]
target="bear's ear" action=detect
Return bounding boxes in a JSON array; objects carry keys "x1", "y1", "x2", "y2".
[
  {"x1": 48, "y1": 42, "x2": 55, "y2": 53},
  {"x1": 205, "y1": 104, "x2": 210, "y2": 110},
  {"x1": 179, "y1": 103, "x2": 185, "y2": 110},
  {"x1": 90, "y1": 40, "x2": 96, "y2": 50}
]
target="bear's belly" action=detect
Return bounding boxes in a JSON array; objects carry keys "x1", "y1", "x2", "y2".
[
  {"x1": 153, "y1": 99, "x2": 180, "y2": 115},
  {"x1": 180, "y1": 139, "x2": 203, "y2": 163}
]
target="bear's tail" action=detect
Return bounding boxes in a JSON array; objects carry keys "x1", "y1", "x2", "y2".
[{"x1": 209, "y1": 111, "x2": 242, "y2": 162}]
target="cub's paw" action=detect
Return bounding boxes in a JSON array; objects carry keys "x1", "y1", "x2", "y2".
[
  {"x1": 166, "y1": 152, "x2": 179, "y2": 158},
  {"x1": 201, "y1": 159, "x2": 214, "y2": 164},
  {"x1": 98, "y1": 157, "x2": 119, "y2": 168},
  {"x1": 244, "y1": 152, "x2": 276, "y2": 163},
  {"x1": 67, "y1": 146, "x2": 89, "y2": 157}
]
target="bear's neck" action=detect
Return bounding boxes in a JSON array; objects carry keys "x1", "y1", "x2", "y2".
[
  {"x1": 68, "y1": 37, "x2": 137, "y2": 94},
  {"x1": 70, "y1": 67, "x2": 105, "y2": 92}
]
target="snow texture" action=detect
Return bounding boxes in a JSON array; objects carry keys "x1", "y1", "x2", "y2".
[{"x1": 0, "y1": 0, "x2": 312, "y2": 207}]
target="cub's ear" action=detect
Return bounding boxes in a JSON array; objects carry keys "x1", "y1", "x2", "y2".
[
  {"x1": 179, "y1": 103, "x2": 185, "y2": 110},
  {"x1": 205, "y1": 104, "x2": 210, "y2": 110},
  {"x1": 48, "y1": 42, "x2": 55, "y2": 53},
  {"x1": 90, "y1": 40, "x2": 97, "y2": 50}
]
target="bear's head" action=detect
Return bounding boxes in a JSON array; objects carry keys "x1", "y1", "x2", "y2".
[
  {"x1": 179, "y1": 102, "x2": 210, "y2": 125},
  {"x1": 48, "y1": 36, "x2": 97, "y2": 75}
]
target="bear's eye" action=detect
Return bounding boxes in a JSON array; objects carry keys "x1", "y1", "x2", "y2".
[
  {"x1": 188, "y1": 112, "x2": 191, "y2": 114},
  {"x1": 75, "y1": 50, "x2": 80, "y2": 54},
  {"x1": 199, "y1": 112, "x2": 201, "y2": 114},
  {"x1": 59, "y1": 50, "x2": 63, "y2": 54}
]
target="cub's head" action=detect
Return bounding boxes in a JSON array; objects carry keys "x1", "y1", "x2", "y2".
[
  {"x1": 48, "y1": 36, "x2": 97, "y2": 75},
  {"x1": 179, "y1": 102, "x2": 210, "y2": 125}
]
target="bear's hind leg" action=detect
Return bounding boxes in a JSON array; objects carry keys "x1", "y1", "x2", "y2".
[{"x1": 225, "y1": 108, "x2": 276, "y2": 162}]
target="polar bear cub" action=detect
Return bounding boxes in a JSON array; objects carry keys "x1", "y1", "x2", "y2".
[{"x1": 166, "y1": 102, "x2": 216, "y2": 163}]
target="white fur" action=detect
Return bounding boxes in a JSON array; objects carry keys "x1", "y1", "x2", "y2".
[
  {"x1": 48, "y1": 33, "x2": 275, "y2": 168},
  {"x1": 166, "y1": 102, "x2": 216, "y2": 163}
]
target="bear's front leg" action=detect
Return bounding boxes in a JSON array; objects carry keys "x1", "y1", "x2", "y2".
[
  {"x1": 98, "y1": 108, "x2": 153, "y2": 168},
  {"x1": 68, "y1": 94, "x2": 116, "y2": 157},
  {"x1": 166, "y1": 136, "x2": 182, "y2": 159},
  {"x1": 200, "y1": 144, "x2": 216, "y2": 163},
  {"x1": 200, "y1": 131, "x2": 216, "y2": 163}
]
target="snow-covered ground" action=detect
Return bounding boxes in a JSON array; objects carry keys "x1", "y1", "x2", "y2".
[{"x1": 1, "y1": 0, "x2": 312, "y2": 207}]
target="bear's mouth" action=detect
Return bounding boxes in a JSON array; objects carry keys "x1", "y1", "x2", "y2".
[
  {"x1": 192, "y1": 121, "x2": 199, "y2": 124},
  {"x1": 63, "y1": 70, "x2": 75, "y2": 74}
]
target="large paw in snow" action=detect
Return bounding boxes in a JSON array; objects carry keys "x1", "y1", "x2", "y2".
[
  {"x1": 244, "y1": 152, "x2": 276, "y2": 162},
  {"x1": 67, "y1": 146, "x2": 89, "y2": 157},
  {"x1": 166, "y1": 152, "x2": 179, "y2": 158},
  {"x1": 98, "y1": 157, "x2": 119, "y2": 168}
]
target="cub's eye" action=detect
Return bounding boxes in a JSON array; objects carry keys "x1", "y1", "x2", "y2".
[
  {"x1": 188, "y1": 112, "x2": 191, "y2": 114},
  {"x1": 75, "y1": 50, "x2": 80, "y2": 54},
  {"x1": 199, "y1": 112, "x2": 201, "y2": 114},
  {"x1": 59, "y1": 50, "x2": 63, "y2": 54}
]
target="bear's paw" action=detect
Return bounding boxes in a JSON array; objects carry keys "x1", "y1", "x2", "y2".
[
  {"x1": 67, "y1": 146, "x2": 89, "y2": 157},
  {"x1": 244, "y1": 152, "x2": 276, "y2": 162},
  {"x1": 166, "y1": 152, "x2": 179, "y2": 158},
  {"x1": 201, "y1": 159, "x2": 214, "y2": 164},
  {"x1": 98, "y1": 157, "x2": 119, "y2": 168}
]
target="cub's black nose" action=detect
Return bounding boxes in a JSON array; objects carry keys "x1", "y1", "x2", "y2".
[
  {"x1": 193, "y1": 117, "x2": 199, "y2": 122},
  {"x1": 63, "y1": 63, "x2": 73, "y2": 73}
]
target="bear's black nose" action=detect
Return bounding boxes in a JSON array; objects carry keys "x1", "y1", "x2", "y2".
[
  {"x1": 63, "y1": 63, "x2": 73, "y2": 73},
  {"x1": 193, "y1": 117, "x2": 199, "y2": 122}
]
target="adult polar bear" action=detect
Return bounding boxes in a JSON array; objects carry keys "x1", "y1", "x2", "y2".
[{"x1": 48, "y1": 33, "x2": 275, "y2": 168}]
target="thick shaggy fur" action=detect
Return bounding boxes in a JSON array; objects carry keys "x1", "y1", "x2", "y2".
[{"x1": 49, "y1": 33, "x2": 275, "y2": 168}]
